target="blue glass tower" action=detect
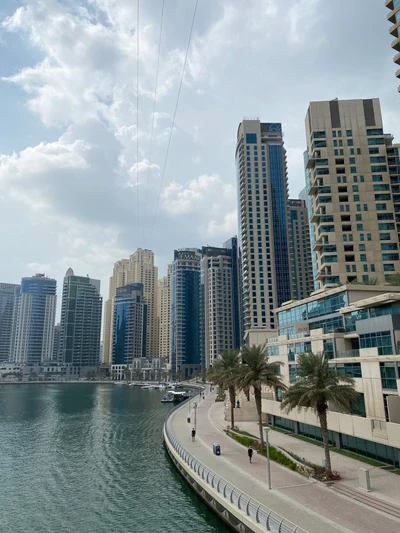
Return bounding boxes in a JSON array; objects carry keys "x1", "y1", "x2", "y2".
[
  {"x1": 112, "y1": 283, "x2": 147, "y2": 366},
  {"x1": 171, "y1": 249, "x2": 201, "y2": 379}
]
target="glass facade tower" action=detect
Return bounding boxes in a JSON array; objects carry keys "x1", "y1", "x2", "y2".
[
  {"x1": 0, "y1": 283, "x2": 19, "y2": 362},
  {"x1": 58, "y1": 269, "x2": 102, "y2": 368}
]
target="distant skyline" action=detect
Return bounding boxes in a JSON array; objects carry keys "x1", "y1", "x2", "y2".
[{"x1": 1, "y1": 0, "x2": 399, "y2": 300}]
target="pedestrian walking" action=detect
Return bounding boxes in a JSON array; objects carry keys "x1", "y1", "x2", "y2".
[
  {"x1": 191, "y1": 428, "x2": 196, "y2": 442},
  {"x1": 247, "y1": 447, "x2": 253, "y2": 464}
]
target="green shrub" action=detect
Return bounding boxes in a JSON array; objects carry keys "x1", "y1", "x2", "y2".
[
  {"x1": 258, "y1": 446, "x2": 297, "y2": 471},
  {"x1": 226, "y1": 430, "x2": 258, "y2": 448}
]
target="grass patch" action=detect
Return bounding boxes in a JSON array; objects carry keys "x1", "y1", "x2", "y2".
[
  {"x1": 226, "y1": 430, "x2": 258, "y2": 448},
  {"x1": 235, "y1": 429, "x2": 259, "y2": 439},
  {"x1": 392, "y1": 469, "x2": 400, "y2": 475},
  {"x1": 262, "y1": 424, "x2": 292, "y2": 435}
]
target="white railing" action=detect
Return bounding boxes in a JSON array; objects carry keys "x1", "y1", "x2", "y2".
[{"x1": 164, "y1": 402, "x2": 309, "y2": 533}]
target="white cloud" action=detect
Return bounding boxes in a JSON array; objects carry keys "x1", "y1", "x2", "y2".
[
  {"x1": 206, "y1": 210, "x2": 238, "y2": 238},
  {"x1": 161, "y1": 173, "x2": 235, "y2": 216}
]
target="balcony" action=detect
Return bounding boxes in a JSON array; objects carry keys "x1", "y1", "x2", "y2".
[
  {"x1": 392, "y1": 36, "x2": 400, "y2": 53},
  {"x1": 335, "y1": 349, "x2": 360, "y2": 359}
]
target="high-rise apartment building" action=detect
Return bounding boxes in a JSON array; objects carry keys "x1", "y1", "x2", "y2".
[
  {"x1": 58, "y1": 269, "x2": 102, "y2": 368},
  {"x1": 236, "y1": 120, "x2": 292, "y2": 332},
  {"x1": 0, "y1": 283, "x2": 19, "y2": 362},
  {"x1": 171, "y1": 249, "x2": 202, "y2": 378},
  {"x1": 13, "y1": 274, "x2": 57, "y2": 364},
  {"x1": 103, "y1": 249, "x2": 158, "y2": 363},
  {"x1": 200, "y1": 246, "x2": 237, "y2": 369},
  {"x1": 112, "y1": 283, "x2": 147, "y2": 366},
  {"x1": 223, "y1": 236, "x2": 243, "y2": 348},
  {"x1": 103, "y1": 259, "x2": 130, "y2": 364},
  {"x1": 287, "y1": 199, "x2": 314, "y2": 300},
  {"x1": 157, "y1": 265, "x2": 172, "y2": 362},
  {"x1": 305, "y1": 98, "x2": 400, "y2": 288},
  {"x1": 127, "y1": 249, "x2": 158, "y2": 358},
  {"x1": 386, "y1": 0, "x2": 400, "y2": 92}
]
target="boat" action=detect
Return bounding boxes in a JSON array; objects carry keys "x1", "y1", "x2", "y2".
[{"x1": 161, "y1": 393, "x2": 174, "y2": 403}]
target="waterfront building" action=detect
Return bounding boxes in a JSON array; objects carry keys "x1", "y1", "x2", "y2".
[
  {"x1": 171, "y1": 249, "x2": 202, "y2": 378},
  {"x1": 112, "y1": 283, "x2": 147, "y2": 376},
  {"x1": 53, "y1": 323, "x2": 60, "y2": 361},
  {"x1": 287, "y1": 199, "x2": 313, "y2": 301},
  {"x1": 386, "y1": 0, "x2": 400, "y2": 92},
  {"x1": 103, "y1": 249, "x2": 158, "y2": 363},
  {"x1": 12, "y1": 274, "x2": 57, "y2": 365},
  {"x1": 58, "y1": 269, "x2": 102, "y2": 371},
  {"x1": 236, "y1": 120, "x2": 292, "y2": 333},
  {"x1": 305, "y1": 98, "x2": 400, "y2": 288},
  {"x1": 223, "y1": 236, "x2": 243, "y2": 348},
  {"x1": 0, "y1": 283, "x2": 19, "y2": 362},
  {"x1": 158, "y1": 265, "x2": 172, "y2": 363},
  {"x1": 251, "y1": 284, "x2": 400, "y2": 467},
  {"x1": 200, "y1": 245, "x2": 239, "y2": 370},
  {"x1": 103, "y1": 259, "x2": 130, "y2": 364}
]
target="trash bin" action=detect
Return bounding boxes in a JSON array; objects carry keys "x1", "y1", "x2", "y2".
[
  {"x1": 213, "y1": 442, "x2": 221, "y2": 456},
  {"x1": 187, "y1": 417, "x2": 191, "y2": 423}
]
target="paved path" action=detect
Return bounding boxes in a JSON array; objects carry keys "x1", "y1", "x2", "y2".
[
  {"x1": 170, "y1": 389, "x2": 400, "y2": 533},
  {"x1": 236, "y1": 417, "x2": 400, "y2": 508}
]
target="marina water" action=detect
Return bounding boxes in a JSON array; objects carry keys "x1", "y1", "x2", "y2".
[{"x1": 0, "y1": 384, "x2": 230, "y2": 533}]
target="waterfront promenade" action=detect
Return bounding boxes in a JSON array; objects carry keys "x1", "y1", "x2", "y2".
[{"x1": 169, "y1": 389, "x2": 400, "y2": 533}]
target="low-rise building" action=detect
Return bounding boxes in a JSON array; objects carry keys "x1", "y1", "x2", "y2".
[{"x1": 255, "y1": 285, "x2": 400, "y2": 467}]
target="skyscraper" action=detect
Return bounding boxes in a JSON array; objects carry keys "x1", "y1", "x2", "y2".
[
  {"x1": 171, "y1": 249, "x2": 202, "y2": 378},
  {"x1": 200, "y1": 246, "x2": 237, "y2": 370},
  {"x1": 223, "y1": 236, "x2": 243, "y2": 348},
  {"x1": 58, "y1": 269, "x2": 102, "y2": 369},
  {"x1": 386, "y1": 0, "x2": 400, "y2": 92},
  {"x1": 103, "y1": 259, "x2": 129, "y2": 364},
  {"x1": 127, "y1": 249, "x2": 158, "y2": 358},
  {"x1": 305, "y1": 98, "x2": 400, "y2": 287},
  {"x1": 103, "y1": 249, "x2": 158, "y2": 363},
  {"x1": 0, "y1": 283, "x2": 19, "y2": 362},
  {"x1": 236, "y1": 120, "x2": 292, "y2": 333},
  {"x1": 157, "y1": 265, "x2": 172, "y2": 363},
  {"x1": 112, "y1": 283, "x2": 147, "y2": 367},
  {"x1": 287, "y1": 199, "x2": 314, "y2": 300},
  {"x1": 13, "y1": 274, "x2": 57, "y2": 364}
]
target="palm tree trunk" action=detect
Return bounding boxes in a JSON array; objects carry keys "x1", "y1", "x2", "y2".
[
  {"x1": 244, "y1": 385, "x2": 250, "y2": 401},
  {"x1": 254, "y1": 385, "x2": 264, "y2": 446},
  {"x1": 229, "y1": 385, "x2": 236, "y2": 430},
  {"x1": 318, "y1": 407, "x2": 332, "y2": 475}
]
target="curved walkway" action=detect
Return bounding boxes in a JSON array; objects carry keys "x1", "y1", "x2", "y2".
[{"x1": 168, "y1": 389, "x2": 400, "y2": 533}]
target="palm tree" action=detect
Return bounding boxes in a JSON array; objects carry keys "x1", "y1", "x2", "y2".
[
  {"x1": 386, "y1": 273, "x2": 400, "y2": 285},
  {"x1": 235, "y1": 344, "x2": 286, "y2": 445},
  {"x1": 207, "y1": 349, "x2": 240, "y2": 430},
  {"x1": 281, "y1": 352, "x2": 359, "y2": 476}
]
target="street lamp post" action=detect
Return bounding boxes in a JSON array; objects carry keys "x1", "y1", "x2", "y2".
[
  {"x1": 264, "y1": 427, "x2": 272, "y2": 490},
  {"x1": 193, "y1": 402, "x2": 198, "y2": 433}
]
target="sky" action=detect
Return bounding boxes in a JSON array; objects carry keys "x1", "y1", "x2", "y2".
[{"x1": 0, "y1": 0, "x2": 399, "y2": 309}]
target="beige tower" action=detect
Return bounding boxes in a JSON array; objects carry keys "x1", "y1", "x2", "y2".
[
  {"x1": 102, "y1": 259, "x2": 130, "y2": 364},
  {"x1": 127, "y1": 249, "x2": 159, "y2": 358},
  {"x1": 305, "y1": 98, "x2": 400, "y2": 288},
  {"x1": 386, "y1": 0, "x2": 400, "y2": 92},
  {"x1": 157, "y1": 265, "x2": 172, "y2": 363}
]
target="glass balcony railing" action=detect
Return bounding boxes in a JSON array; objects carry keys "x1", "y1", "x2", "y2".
[{"x1": 335, "y1": 349, "x2": 360, "y2": 358}]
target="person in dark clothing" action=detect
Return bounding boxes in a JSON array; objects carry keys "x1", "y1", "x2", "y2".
[
  {"x1": 248, "y1": 447, "x2": 253, "y2": 463},
  {"x1": 191, "y1": 428, "x2": 196, "y2": 442}
]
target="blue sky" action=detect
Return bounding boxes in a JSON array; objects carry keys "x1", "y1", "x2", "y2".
[{"x1": 0, "y1": 0, "x2": 399, "y2": 305}]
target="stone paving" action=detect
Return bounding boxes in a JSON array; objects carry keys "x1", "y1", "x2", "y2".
[{"x1": 170, "y1": 388, "x2": 400, "y2": 533}]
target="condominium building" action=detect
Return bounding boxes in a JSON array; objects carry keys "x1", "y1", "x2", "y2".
[
  {"x1": 58, "y1": 269, "x2": 102, "y2": 369},
  {"x1": 0, "y1": 283, "x2": 19, "y2": 362},
  {"x1": 305, "y1": 98, "x2": 400, "y2": 288},
  {"x1": 386, "y1": 0, "x2": 400, "y2": 92},
  {"x1": 287, "y1": 199, "x2": 313, "y2": 301},
  {"x1": 171, "y1": 249, "x2": 202, "y2": 378},
  {"x1": 112, "y1": 283, "x2": 147, "y2": 371},
  {"x1": 102, "y1": 259, "x2": 130, "y2": 364},
  {"x1": 157, "y1": 265, "x2": 172, "y2": 362},
  {"x1": 224, "y1": 236, "x2": 243, "y2": 348},
  {"x1": 127, "y1": 249, "x2": 158, "y2": 358},
  {"x1": 236, "y1": 120, "x2": 292, "y2": 333},
  {"x1": 13, "y1": 274, "x2": 57, "y2": 364},
  {"x1": 103, "y1": 249, "x2": 158, "y2": 363},
  {"x1": 250, "y1": 285, "x2": 400, "y2": 467}
]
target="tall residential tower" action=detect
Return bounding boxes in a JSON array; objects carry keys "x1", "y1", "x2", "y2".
[
  {"x1": 58, "y1": 269, "x2": 102, "y2": 370},
  {"x1": 12, "y1": 274, "x2": 57, "y2": 364},
  {"x1": 236, "y1": 120, "x2": 292, "y2": 333},
  {"x1": 0, "y1": 283, "x2": 19, "y2": 362},
  {"x1": 305, "y1": 98, "x2": 400, "y2": 288}
]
